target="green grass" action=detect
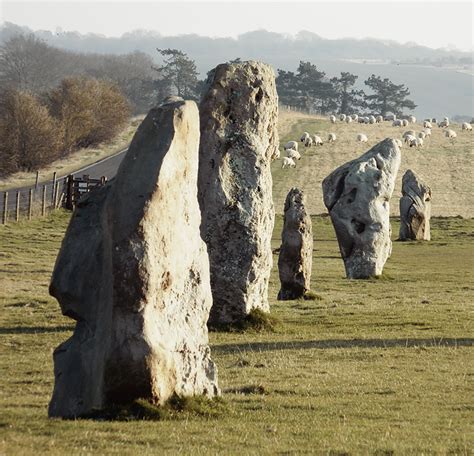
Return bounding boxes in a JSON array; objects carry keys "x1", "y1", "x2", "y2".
[{"x1": 1, "y1": 210, "x2": 473, "y2": 454}]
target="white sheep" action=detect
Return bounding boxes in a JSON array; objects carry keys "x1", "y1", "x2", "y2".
[
  {"x1": 424, "y1": 128, "x2": 432, "y2": 137},
  {"x1": 408, "y1": 115, "x2": 416, "y2": 124},
  {"x1": 418, "y1": 131, "x2": 426, "y2": 139},
  {"x1": 358, "y1": 117, "x2": 365, "y2": 124},
  {"x1": 409, "y1": 137, "x2": 423, "y2": 148},
  {"x1": 392, "y1": 119, "x2": 403, "y2": 127},
  {"x1": 376, "y1": 115, "x2": 383, "y2": 123},
  {"x1": 386, "y1": 114, "x2": 397, "y2": 121},
  {"x1": 351, "y1": 114, "x2": 358, "y2": 121},
  {"x1": 368, "y1": 115, "x2": 376, "y2": 124},
  {"x1": 281, "y1": 157, "x2": 296, "y2": 168},
  {"x1": 405, "y1": 134, "x2": 417, "y2": 145},
  {"x1": 401, "y1": 119, "x2": 409, "y2": 127},
  {"x1": 304, "y1": 136, "x2": 313, "y2": 147},
  {"x1": 356, "y1": 133, "x2": 368, "y2": 142},
  {"x1": 461, "y1": 122, "x2": 472, "y2": 131},
  {"x1": 328, "y1": 133, "x2": 337, "y2": 143},
  {"x1": 284, "y1": 140, "x2": 298, "y2": 151},
  {"x1": 403, "y1": 130, "x2": 416, "y2": 139},
  {"x1": 329, "y1": 115, "x2": 336, "y2": 124},
  {"x1": 300, "y1": 132, "x2": 310, "y2": 142},
  {"x1": 285, "y1": 148, "x2": 301, "y2": 160},
  {"x1": 340, "y1": 114, "x2": 347, "y2": 121},
  {"x1": 312, "y1": 135, "x2": 324, "y2": 146},
  {"x1": 445, "y1": 129, "x2": 457, "y2": 139},
  {"x1": 423, "y1": 121, "x2": 432, "y2": 129},
  {"x1": 345, "y1": 116, "x2": 352, "y2": 124},
  {"x1": 439, "y1": 119, "x2": 450, "y2": 128}
]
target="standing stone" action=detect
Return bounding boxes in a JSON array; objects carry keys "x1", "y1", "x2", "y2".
[
  {"x1": 278, "y1": 188, "x2": 313, "y2": 300},
  {"x1": 322, "y1": 138, "x2": 401, "y2": 279},
  {"x1": 198, "y1": 61, "x2": 278, "y2": 325},
  {"x1": 48, "y1": 100, "x2": 219, "y2": 418},
  {"x1": 399, "y1": 169, "x2": 431, "y2": 241}
]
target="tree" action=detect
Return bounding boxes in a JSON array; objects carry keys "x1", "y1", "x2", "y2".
[
  {"x1": 154, "y1": 49, "x2": 199, "y2": 100},
  {"x1": 364, "y1": 75, "x2": 417, "y2": 116},
  {"x1": 330, "y1": 72, "x2": 365, "y2": 114},
  {"x1": 276, "y1": 69, "x2": 300, "y2": 109},
  {"x1": 48, "y1": 77, "x2": 130, "y2": 153},
  {"x1": 0, "y1": 90, "x2": 61, "y2": 174}
]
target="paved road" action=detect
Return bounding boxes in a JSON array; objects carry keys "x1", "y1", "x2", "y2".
[{"x1": 1, "y1": 147, "x2": 129, "y2": 215}]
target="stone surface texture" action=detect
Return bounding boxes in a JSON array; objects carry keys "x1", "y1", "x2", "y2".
[
  {"x1": 48, "y1": 100, "x2": 219, "y2": 418},
  {"x1": 198, "y1": 61, "x2": 278, "y2": 325},
  {"x1": 322, "y1": 138, "x2": 401, "y2": 279},
  {"x1": 399, "y1": 169, "x2": 431, "y2": 241},
  {"x1": 278, "y1": 188, "x2": 313, "y2": 300}
]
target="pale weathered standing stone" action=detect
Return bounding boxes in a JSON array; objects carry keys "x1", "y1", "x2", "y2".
[
  {"x1": 322, "y1": 138, "x2": 401, "y2": 279},
  {"x1": 48, "y1": 100, "x2": 219, "y2": 418},
  {"x1": 198, "y1": 61, "x2": 278, "y2": 325},
  {"x1": 278, "y1": 188, "x2": 313, "y2": 300},
  {"x1": 399, "y1": 169, "x2": 431, "y2": 241}
]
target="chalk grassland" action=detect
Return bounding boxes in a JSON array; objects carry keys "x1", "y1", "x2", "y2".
[
  {"x1": 0, "y1": 210, "x2": 473, "y2": 455},
  {"x1": 273, "y1": 111, "x2": 474, "y2": 218},
  {"x1": 0, "y1": 116, "x2": 145, "y2": 192}
]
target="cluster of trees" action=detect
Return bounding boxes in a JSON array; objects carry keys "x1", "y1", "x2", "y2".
[
  {"x1": 0, "y1": 77, "x2": 130, "y2": 175},
  {"x1": 276, "y1": 61, "x2": 417, "y2": 116}
]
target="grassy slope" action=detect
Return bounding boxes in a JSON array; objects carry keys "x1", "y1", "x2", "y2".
[
  {"x1": 273, "y1": 112, "x2": 474, "y2": 218},
  {"x1": 0, "y1": 210, "x2": 473, "y2": 455}
]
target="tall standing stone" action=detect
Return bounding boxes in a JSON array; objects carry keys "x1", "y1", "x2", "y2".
[
  {"x1": 198, "y1": 61, "x2": 278, "y2": 325},
  {"x1": 278, "y1": 188, "x2": 313, "y2": 300},
  {"x1": 399, "y1": 169, "x2": 431, "y2": 241},
  {"x1": 322, "y1": 138, "x2": 401, "y2": 279},
  {"x1": 48, "y1": 100, "x2": 219, "y2": 418}
]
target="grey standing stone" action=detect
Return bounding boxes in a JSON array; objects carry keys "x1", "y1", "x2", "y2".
[
  {"x1": 399, "y1": 169, "x2": 431, "y2": 241},
  {"x1": 48, "y1": 100, "x2": 219, "y2": 418},
  {"x1": 278, "y1": 188, "x2": 313, "y2": 300},
  {"x1": 322, "y1": 138, "x2": 401, "y2": 279},
  {"x1": 198, "y1": 61, "x2": 278, "y2": 325}
]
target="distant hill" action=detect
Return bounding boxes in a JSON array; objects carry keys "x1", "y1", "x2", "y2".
[{"x1": 1, "y1": 23, "x2": 473, "y2": 119}]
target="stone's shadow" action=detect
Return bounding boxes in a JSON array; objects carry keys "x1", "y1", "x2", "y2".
[
  {"x1": 0, "y1": 325, "x2": 74, "y2": 335},
  {"x1": 212, "y1": 338, "x2": 474, "y2": 354}
]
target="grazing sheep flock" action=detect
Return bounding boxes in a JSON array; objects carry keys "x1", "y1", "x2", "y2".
[{"x1": 278, "y1": 112, "x2": 471, "y2": 169}]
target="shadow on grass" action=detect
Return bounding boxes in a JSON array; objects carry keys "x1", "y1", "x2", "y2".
[
  {"x1": 212, "y1": 337, "x2": 474, "y2": 354},
  {"x1": 0, "y1": 325, "x2": 74, "y2": 335}
]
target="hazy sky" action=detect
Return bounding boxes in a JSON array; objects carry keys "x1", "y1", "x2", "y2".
[{"x1": 1, "y1": 0, "x2": 473, "y2": 51}]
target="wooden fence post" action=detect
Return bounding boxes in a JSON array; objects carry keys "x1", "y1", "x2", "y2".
[
  {"x1": 65, "y1": 175, "x2": 74, "y2": 210},
  {"x1": 15, "y1": 191, "x2": 20, "y2": 222},
  {"x1": 42, "y1": 185, "x2": 47, "y2": 216},
  {"x1": 35, "y1": 171, "x2": 39, "y2": 190},
  {"x1": 2, "y1": 192, "x2": 7, "y2": 225},
  {"x1": 53, "y1": 182, "x2": 60, "y2": 209},
  {"x1": 51, "y1": 172, "x2": 57, "y2": 205},
  {"x1": 28, "y1": 189, "x2": 33, "y2": 220}
]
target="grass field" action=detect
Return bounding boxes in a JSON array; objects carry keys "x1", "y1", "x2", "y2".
[
  {"x1": 1, "y1": 208, "x2": 473, "y2": 454},
  {"x1": 273, "y1": 112, "x2": 474, "y2": 218}
]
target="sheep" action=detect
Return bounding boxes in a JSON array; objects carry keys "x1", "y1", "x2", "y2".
[
  {"x1": 358, "y1": 116, "x2": 366, "y2": 124},
  {"x1": 423, "y1": 121, "x2": 432, "y2": 129},
  {"x1": 409, "y1": 137, "x2": 423, "y2": 148},
  {"x1": 461, "y1": 122, "x2": 472, "y2": 131},
  {"x1": 351, "y1": 114, "x2": 358, "y2": 121},
  {"x1": 282, "y1": 157, "x2": 296, "y2": 168},
  {"x1": 445, "y1": 129, "x2": 457, "y2": 139},
  {"x1": 304, "y1": 136, "x2": 313, "y2": 148},
  {"x1": 439, "y1": 118, "x2": 450, "y2": 128},
  {"x1": 284, "y1": 140, "x2": 298, "y2": 151},
  {"x1": 405, "y1": 134, "x2": 417, "y2": 145},
  {"x1": 403, "y1": 130, "x2": 416, "y2": 139},
  {"x1": 300, "y1": 132, "x2": 310, "y2": 142},
  {"x1": 340, "y1": 114, "x2": 347, "y2": 121},
  {"x1": 368, "y1": 115, "x2": 376, "y2": 124},
  {"x1": 328, "y1": 133, "x2": 337, "y2": 143},
  {"x1": 392, "y1": 119, "x2": 403, "y2": 127},
  {"x1": 312, "y1": 135, "x2": 324, "y2": 146},
  {"x1": 376, "y1": 115, "x2": 383, "y2": 123},
  {"x1": 418, "y1": 131, "x2": 426, "y2": 139},
  {"x1": 356, "y1": 133, "x2": 368, "y2": 142},
  {"x1": 408, "y1": 115, "x2": 416, "y2": 124},
  {"x1": 345, "y1": 116, "x2": 352, "y2": 124},
  {"x1": 385, "y1": 114, "x2": 397, "y2": 121},
  {"x1": 285, "y1": 148, "x2": 301, "y2": 160},
  {"x1": 423, "y1": 128, "x2": 432, "y2": 137},
  {"x1": 329, "y1": 115, "x2": 336, "y2": 124},
  {"x1": 394, "y1": 139, "x2": 403, "y2": 148},
  {"x1": 401, "y1": 119, "x2": 409, "y2": 127}
]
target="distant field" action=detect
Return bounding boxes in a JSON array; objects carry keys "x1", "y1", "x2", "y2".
[
  {"x1": 0, "y1": 211, "x2": 472, "y2": 454},
  {"x1": 274, "y1": 111, "x2": 474, "y2": 218}
]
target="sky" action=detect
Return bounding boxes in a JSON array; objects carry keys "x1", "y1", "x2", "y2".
[{"x1": 1, "y1": 0, "x2": 473, "y2": 51}]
